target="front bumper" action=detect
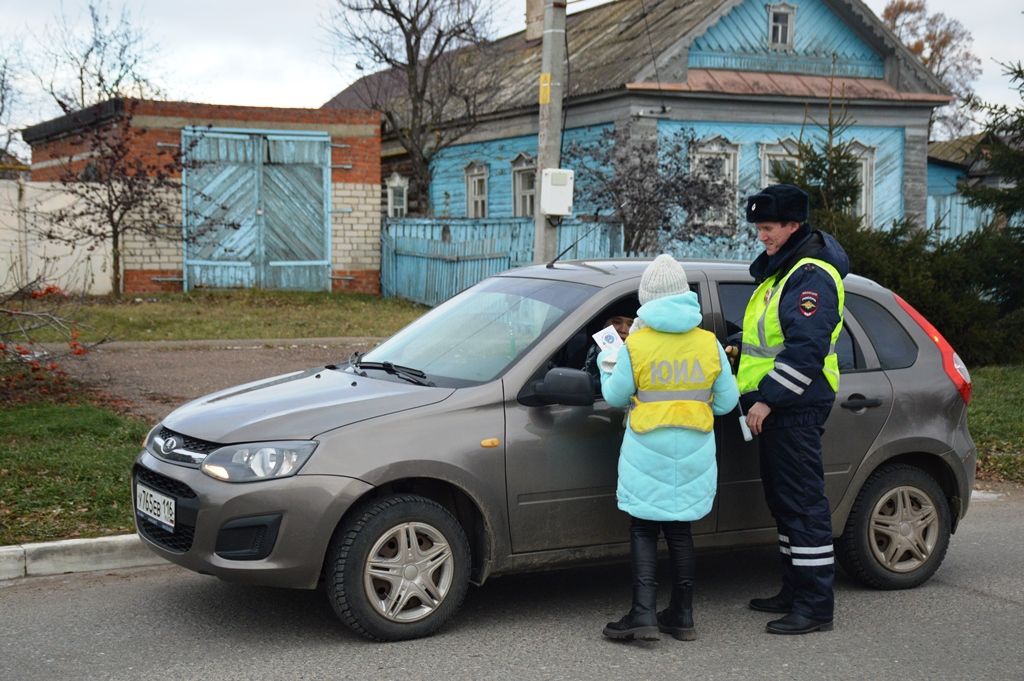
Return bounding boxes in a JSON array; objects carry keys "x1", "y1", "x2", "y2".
[{"x1": 133, "y1": 451, "x2": 373, "y2": 589}]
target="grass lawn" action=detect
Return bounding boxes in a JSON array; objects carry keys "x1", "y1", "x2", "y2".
[
  {"x1": 25, "y1": 289, "x2": 427, "y2": 343},
  {"x1": 970, "y1": 364, "x2": 1024, "y2": 482},
  {"x1": 0, "y1": 402, "x2": 148, "y2": 546}
]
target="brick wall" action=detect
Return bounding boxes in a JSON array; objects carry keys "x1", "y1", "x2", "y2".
[{"x1": 331, "y1": 182, "x2": 381, "y2": 294}]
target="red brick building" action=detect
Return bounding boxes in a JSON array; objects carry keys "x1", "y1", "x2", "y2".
[{"x1": 23, "y1": 98, "x2": 382, "y2": 294}]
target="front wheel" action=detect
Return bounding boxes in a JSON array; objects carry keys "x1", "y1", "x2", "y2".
[
  {"x1": 325, "y1": 494, "x2": 471, "y2": 641},
  {"x1": 836, "y1": 464, "x2": 951, "y2": 589}
]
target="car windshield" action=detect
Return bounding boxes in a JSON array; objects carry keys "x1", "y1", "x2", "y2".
[{"x1": 358, "y1": 277, "x2": 595, "y2": 387}]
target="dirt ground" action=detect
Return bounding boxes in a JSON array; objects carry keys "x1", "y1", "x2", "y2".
[{"x1": 59, "y1": 337, "x2": 381, "y2": 424}]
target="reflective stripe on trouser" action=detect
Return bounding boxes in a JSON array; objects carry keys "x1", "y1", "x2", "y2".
[{"x1": 760, "y1": 423, "x2": 834, "y2": 621}]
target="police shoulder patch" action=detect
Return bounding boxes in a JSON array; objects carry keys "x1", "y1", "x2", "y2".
[{"x1": 799, "y1": 291, "x2": 820, "y2": 317}]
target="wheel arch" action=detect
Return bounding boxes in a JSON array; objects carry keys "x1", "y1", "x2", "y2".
[
  {"x1": 326, "y1": 475, "x2": 495, "y2": 585},
  {"x1": 833, "y1": 443, "x2": 968, "y2": 535}
]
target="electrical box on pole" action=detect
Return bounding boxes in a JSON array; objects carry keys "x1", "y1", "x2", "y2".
[{"x1": 540, "y1": 168, "x2": 574, "y2": 216}]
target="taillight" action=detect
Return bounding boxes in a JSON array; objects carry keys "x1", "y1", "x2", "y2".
[{"x1": 893, "y1": 294, "x2": 972, "y2": 404}]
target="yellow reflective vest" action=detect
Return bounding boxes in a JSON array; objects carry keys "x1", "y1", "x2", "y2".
[
  {"x1": 626, "y1": 326, "x2": 722, "y2": 433},
  {"x1": 736, "y1": 257, "x2": 845, "y2": 396}
]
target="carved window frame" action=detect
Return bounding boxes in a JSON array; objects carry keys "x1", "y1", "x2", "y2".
[
  {"x1": 465, "y1": 162, "x2": 489, "y2": 218},
  {"x1": 768, "y1": 3, "x2": 796, "y2": 51},
  {"x1": 759, "y1": 139, "x2": 801, "y2": 187},
  {"x1": 511, "y1": 153, "x2": 537, "y2": 218},
  {"x1": 691, "y1": 136, "x2": 740, "y2": 226},
  {"x1": 386, "y1": 172, "x2": 408, "y2": 218}
]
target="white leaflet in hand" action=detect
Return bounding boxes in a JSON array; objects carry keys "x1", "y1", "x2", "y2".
[{"x1": 592, "y1": 325, "x2": 624, "y2": 352}]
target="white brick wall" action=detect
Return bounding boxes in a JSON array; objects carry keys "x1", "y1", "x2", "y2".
[{"x1": 331, "y1": 182, "x2": 381, "y2": 270}]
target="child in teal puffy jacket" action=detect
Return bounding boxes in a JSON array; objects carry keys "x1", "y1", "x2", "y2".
[{"x1": 598, "y1": 254, "x2": 739, "y2": 642}]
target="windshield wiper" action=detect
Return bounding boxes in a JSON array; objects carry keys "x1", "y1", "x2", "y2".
[{"x1": 348, "y1": 352, "x2": 433, "y2": 386}]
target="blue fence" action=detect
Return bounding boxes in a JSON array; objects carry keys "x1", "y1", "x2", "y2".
[{"x1": 381, "y1": 217, "x2": 757, "y2": 305}]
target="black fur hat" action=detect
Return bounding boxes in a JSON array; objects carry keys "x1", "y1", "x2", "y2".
[{"x1": 745, "y1": 184, "x2": 809, "y2": 224}]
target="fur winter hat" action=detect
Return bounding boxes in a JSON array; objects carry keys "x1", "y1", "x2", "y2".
[
  {"x1": 638, "y1": 254, "x2": 689, "y2": 305},
  {"x1": 745, "y1": 183, "x2": 809, "y2": 224}
]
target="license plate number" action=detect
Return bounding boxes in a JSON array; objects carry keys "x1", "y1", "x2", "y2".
[{"x1": 136, "y1": 482, "x2": 175, "y2": 531}]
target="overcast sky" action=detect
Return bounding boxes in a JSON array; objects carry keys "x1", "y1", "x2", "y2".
[{"x1": 1, "y1": 0, "x2": 1019, "y2": 133}]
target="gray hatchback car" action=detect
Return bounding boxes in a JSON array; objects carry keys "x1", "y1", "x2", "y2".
[{"x1": 133, "y1": 260, "x2": 975, "y2": 641}]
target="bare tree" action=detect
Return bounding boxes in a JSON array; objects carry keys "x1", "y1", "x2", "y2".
[
  {"x1": 38, "y1": 101, "x2": 218, "y2": 297},
  {"x1": 34, "y1": 0, "x2": 163, "y2": 115},
  {"x1": 0, "y1": 46, "x2": 22, "y2": 164},
  {"x1": 882, "y1": 0, "x2": 982, "y2": 139},
  {"x1": 564, "y1": 126, "x2": 735, "y2": 253},
  {"x1": 329, "y1": 0, "x2": 499, "y2": 215}
]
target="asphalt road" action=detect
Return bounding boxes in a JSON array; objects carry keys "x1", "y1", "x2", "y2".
[{"x1": 2, "y1": 484, "x2": 1021, "y2": 681}]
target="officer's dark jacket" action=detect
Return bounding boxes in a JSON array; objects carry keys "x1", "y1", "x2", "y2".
[{"x1": 739, "y1": 224, "x2": 850, "y2": 421}]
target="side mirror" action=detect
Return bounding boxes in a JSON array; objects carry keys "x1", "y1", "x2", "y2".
[{"x1": 519, "y1": 367, "x2": 594, "y2": 407}]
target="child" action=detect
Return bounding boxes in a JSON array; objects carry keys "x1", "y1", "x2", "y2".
[{"x1": 598, "y1": 254, "x2": 739, "y2": 641}]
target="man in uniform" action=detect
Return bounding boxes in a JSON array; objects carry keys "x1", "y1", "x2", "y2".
[{"x1": 729, "y1": 184, "x2": 849, "y2": 635}]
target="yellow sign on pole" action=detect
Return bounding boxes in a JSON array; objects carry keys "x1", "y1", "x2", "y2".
[{"x1": 538, "y1": 73, "x2": 552, "y2": 105}]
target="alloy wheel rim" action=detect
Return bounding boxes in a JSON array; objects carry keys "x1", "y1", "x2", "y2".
[
  {"x1": 364, "y1": 521, "x2": 455, "y2": 623},
  {"x1": 869, "y1": 485, "x2": 939, "y2": 573}
]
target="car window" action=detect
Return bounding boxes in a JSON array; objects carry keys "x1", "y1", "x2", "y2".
[
  {"x1": 844, "y1": 293, "x2": 918, "y2": 370},
  {"x1": 361, "y1": 277, "x2": 595, "y2": 387},
  {"x1": 717, "y1": 282, "x2": 863, "y2": 372}
]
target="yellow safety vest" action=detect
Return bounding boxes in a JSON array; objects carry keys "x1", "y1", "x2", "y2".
[
  {"x1": 736, "y1": 257, "x2": 845, "y2": 396},
  {"x1": 626, "y1": 326, "x2": 722, "y2": 433}
]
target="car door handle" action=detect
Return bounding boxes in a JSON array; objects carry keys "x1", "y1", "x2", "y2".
[{"x1": 840, "y1": 396, "x2": 882, "y2": 410}]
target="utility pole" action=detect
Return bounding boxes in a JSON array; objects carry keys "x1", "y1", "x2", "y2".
[{"x1": 533, "y1": 0, "x2": 567, "y2": 263}]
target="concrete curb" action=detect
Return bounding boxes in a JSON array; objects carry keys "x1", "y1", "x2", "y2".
[{"x1": 0, "y1": 534, "x2": 166, "y2": 582}]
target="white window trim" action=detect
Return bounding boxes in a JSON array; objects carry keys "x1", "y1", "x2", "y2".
[
  {"x1": 759, "y1": 139, "x2": 801, "y2": 187},
  {"x1": 691, "y1": 136, "x2": 740, "y2": 226},
  {"x1": 465, "y1": 161, "x2": 489, "y2": 218},
  {"x1": 768, "y1": 3, "x2": 796, "y2": 51},
  {"x1": 511, "y1": 153, "x2": 537, "y2": 218},
  {"x1": 850, "y1": 141, "x2": 876, "y2": 226},
  {"x1": 386, "y1": 172, "x2": 409, "y2": 218}
]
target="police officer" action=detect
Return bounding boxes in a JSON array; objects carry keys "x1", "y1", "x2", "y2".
[{"x1": 730, "y1": 184, "x2": 849, "y2": 635}]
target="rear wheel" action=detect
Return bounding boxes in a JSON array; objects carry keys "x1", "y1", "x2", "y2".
[
  {"x1": 325, "y1": 494, "x2": 471, "y2": 641},
  {"x1": 837, "y1": 464, "x2": 951, "y2": 589}
]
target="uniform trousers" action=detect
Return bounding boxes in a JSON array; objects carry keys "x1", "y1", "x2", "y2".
[{"x1": 759, "y1": 419, "x2": 835, "y2": 621}]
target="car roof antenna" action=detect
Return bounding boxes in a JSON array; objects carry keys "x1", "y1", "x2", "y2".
[{"x1": 546, "y1": 221, "x2": 600, "y2": 269}]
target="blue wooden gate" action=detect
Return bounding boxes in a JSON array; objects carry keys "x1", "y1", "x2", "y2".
[{"x1": 182, "y1": 128, "x2": 330, "y2": 291}]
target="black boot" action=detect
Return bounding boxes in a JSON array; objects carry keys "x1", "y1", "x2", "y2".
[
  {"x1": 766, "y1": 612, "x2": 833, "y2": 635},
  {"x1": 603, "y1": 586, "x2": 660, "y2": 641},
  {"x1": 657, "y1": 581, "x2": 696, "y2": 641},
  {"x1": 748, "y1": 589, "x2": 793, "y2": 614}
]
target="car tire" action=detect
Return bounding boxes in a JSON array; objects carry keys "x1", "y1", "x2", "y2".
[
  {"x1": 325, "y1": 494, "x2": 471, "y2": 641},
  {"x1": 836, "y1": 463, "x2": 951, "y2": 589}
]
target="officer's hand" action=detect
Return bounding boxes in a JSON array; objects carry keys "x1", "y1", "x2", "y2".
[
  {"x1": 746, "y1": 401, "x2": 771, "y2": 435},
  {"x1": 725, "y1": 345, "x2": 739, "y2": 369}
]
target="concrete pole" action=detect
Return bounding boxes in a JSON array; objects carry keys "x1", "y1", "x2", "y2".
[{"x1": 533, "y1": 0, "x2": 567, "y2": 264}]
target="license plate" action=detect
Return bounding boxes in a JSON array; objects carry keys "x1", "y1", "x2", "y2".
[{"x1": 136, "y1": 482, "x2": 175, "y2": 532}]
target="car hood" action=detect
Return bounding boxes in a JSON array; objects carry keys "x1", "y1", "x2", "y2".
[{"x1": 161, "y1": 366, "x2": 455, "y2": 443}]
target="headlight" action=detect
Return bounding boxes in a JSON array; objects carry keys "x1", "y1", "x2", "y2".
[{"x1": 200, "y1": 441, "x2": 317, "y2": 483}]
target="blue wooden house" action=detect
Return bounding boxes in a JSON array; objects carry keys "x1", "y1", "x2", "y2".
[
  {"x1": 927, "y1": 133, "x2": 997, "y2": 238},
  {"x1": 327, "y1": 0, "x2": 951, "y2": 301}
]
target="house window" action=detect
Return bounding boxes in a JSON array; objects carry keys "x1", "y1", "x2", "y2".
[
  {"x1": 691, "y1": 136, "x2": 740, "y2": 226},
  {"x1": 511, "y1": 153, "x2": 536, "y2": 218},
  {"x1": 465, "y1": 162, "x2": 489, "y2": 218},
  {"x1": 768, "y1": 4, "x2": 796, "y2": 50},
  {"x1": 386, "y1": 172, "x2": 408, "y2": 218},
  {"x1": 849, "y1": 142, "x2": 876, "y2": 225},
  {"x1": 759, "y1": 139, "x2": 801, "y2": 187}
]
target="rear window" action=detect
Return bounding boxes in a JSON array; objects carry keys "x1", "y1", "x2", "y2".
[{"x1": 844, "y1": 293, "x2": 918, "y2": 369}]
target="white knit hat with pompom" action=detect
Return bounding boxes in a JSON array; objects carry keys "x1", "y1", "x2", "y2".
[{"x1": 638, "y1": 254, "x2": 689, "y2": 305}]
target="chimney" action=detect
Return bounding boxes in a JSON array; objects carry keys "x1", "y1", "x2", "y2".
[{"x1": 526, "y1": 0, "x2": 544, "y2": 42}]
